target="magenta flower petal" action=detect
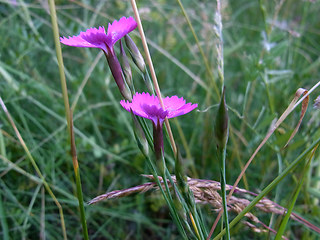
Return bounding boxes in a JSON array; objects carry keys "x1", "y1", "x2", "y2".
[
  {"x1": 163, "y1": 95, "x2": 198, "y2": 118},
  {"x1": 60, "y1": 26, "x2": 109, "y2": 52},
  {"x1": 107, "y1": 16, "x2": 138, "y2": 46},
  {"x1": 60, "y1": 16, "x2": 137, "y2": 53},
  {"x1": 120, "y1": 92, "x2": 163, "y2": 123},
  {"x1": 120, "y1": 92, "x2": 197, "y2": 125}
]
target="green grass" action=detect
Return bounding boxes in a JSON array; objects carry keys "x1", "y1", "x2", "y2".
[{"x1": 0, "y1": 0, "x2": 320, "y2": 239}]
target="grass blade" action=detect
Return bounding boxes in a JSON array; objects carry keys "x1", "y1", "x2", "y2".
[
  {"x1": 213, "y1": 135, "x2": 320, "y2": 240},
  {"x1": 48, "y1": 0, "x2": 89, "y2": 239},
  {"x1": 275, "y1": 145, "x2": 319, "y2": 239}
]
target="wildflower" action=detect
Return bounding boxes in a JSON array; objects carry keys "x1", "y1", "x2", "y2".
[
  {"x1": 60, "y1": 17, "x2": 137, "y2": 55},
  {"x1": 60, "y1": 16, "x2": 137, "y2": 100},
  {"x1": 120, "y1": 92, "x2": 197, "y2": 159}
]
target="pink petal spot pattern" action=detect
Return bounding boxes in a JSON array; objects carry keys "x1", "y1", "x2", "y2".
[
  {"x1": 60, "y1": 16, "x2": 137, "y2": 53},
  {"x1": 120, "y1": 92, "x2": 198, "y2": 125}
]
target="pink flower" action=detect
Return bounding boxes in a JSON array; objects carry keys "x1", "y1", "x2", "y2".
[
  {"x1": 121, "y1": 92, "x2": 197, "y2": 159},
  {"x1": 120, "y1": 92, "x2": 198, "y2": 125},
  {"x1": 60, "y1": 16, "x2": 137, "y2": 55},
  {"x1": 60, "y1": 17, "x2": 137, "y2": 100}
]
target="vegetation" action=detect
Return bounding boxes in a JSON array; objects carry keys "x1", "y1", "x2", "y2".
[{"x1": 0, "y1": 0, "x2": 319, "y2": 239}]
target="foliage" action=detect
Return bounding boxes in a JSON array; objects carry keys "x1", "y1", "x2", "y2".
[{"x1": 0, "y1": 0, "x2": 320, "y2": 239}]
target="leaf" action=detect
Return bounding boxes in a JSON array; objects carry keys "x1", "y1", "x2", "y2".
[{"x1": 283, "y1": 88, "x2": 309, "y2": 148}]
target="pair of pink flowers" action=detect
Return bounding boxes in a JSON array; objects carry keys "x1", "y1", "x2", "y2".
[{"x1": 60, "y1": 17, "x2": 197, "y2": 157}]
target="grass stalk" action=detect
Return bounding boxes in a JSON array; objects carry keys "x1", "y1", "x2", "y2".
[
  {"x1": 189, "y1": 212, "x2": 201, "y2": 240},
  {"x1": 176, "y1": 0, "x2": 220, "y2": 99},
  {"x1": 212, "y1": 135, "x2": 320, "y2": 240},
  {"x1": 0, "y1": 132, "x2": 9, "y2": 240},
  {"x1": 48, "y1": 0, "x2": 89, "y2": 239},
  {"x1": 130, "y1": 0, "x2": 177, "y2": 156},
  {"x1": 69, "y1": 112, "x2": 89, "y2": 240},
  {"x1": 0, "y1": 96, "x2": 68, "y2": 240},
  {"x1": 208, "y1": 2, "x2": 230, "y2": 238},
  {"x1": 146, "y1": 155, "x2": 188, "y2": 239},
  {"x1": 219, "y1": 146, "x2": 230, "y2": 240},
  {"x1": 275, "y1": 144, "x2": 319, "y2": 239},
  {"x1": 129, "y1": 3, "x2": 197, "y2": 235},
  {"x1": 208, "y1": 79, "x2": 320, "y2": 239},
  {"x1": 0, "y1": 191, "x2": 9, "y2": 240}
]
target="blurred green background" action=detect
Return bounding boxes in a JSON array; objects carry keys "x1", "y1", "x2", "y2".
[{"x1": 0, "y1": 0, "x2": 320, "y2": 239}]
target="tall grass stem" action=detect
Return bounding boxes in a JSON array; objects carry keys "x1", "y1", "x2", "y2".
[
  {"x1": 0, "y1": 96, "x2": 67, "y2": 240},
  {"x1": 208, "y1": 79, "x2": 320, "y2": 239},
  {"x1": 220, "y1": 147, "x2": 230, "y2": 240},
  {"x1": 130, "y1": 0, "x2": 177, "y2": 156},
  {"x1": 0, "y1": 191, "x2": 9, "y2": 240},
  {"x1": 48, "y1": 0, "x2": 89, "y2": 239},
  {"x1": 275, "y1": 145, "x2": 318, "y2": 239},
  {"x1": 176, "y1": 0, "x2": 220, "y2": 99},
  {"x1": 212, "y1": 135, "x2": 320, "y2": 239}
]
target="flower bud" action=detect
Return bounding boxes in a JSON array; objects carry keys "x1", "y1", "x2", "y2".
[
  {"x1": 214, "y1": 87, "x2": 229, "y2": 149},
  {"x1": 119, "y1": 40, "x2": 133, "y2": 89},
  {"x1": 124, "y1": 35, "x2": 146, "y2": 72},
  {"x1": 142, "y1": 70, "x2": 154, "y2": 94},
  {"x1": 124, "y1": 35, "x2": 154, "y2": 93},
  {"x1": 131, "y1": 111, "x2": 149, "y2": 156}
]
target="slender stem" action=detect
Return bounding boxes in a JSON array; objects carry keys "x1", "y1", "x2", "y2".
[
  {"x1": 261, "y1": 72, "x2": 275, "y2": 114},
  {"x1": 176, "y1": 0, "x2": 220, "y2": 99},
  {"x1": 69, "y1": 113, "x2": 89, "y2": 240},
  {"x1": 48, "y1": 0, "x2": 70, "y2": 130},
  {"x1": 173, "y1": 118, "x2": 198, "y2": 177},
  {"x1": 0, "y1": 190, "x2": 9, "y2": 240},
  {"x1": 146, "y1": 155, "x2": 188, "y2": 239},
  {"x1": 220, "y1": 146, "x2": 230, "y2": 240},
  {"x1": 48, "y1": 1, "x2": 89, "y2": 239},
  {"x1": 275, "y1": 145, "x2": 318, "y2": 240},
  {"x1": 189, "y1": 212, "x2": 201, "y2": 240},
  {"x1": 212, "y1": 136, "x2": 320, "y2": 240},
  {"x1": 161, "y1": 158, "x2": 186, "y2": 235},
  {"x1": 208, "y1": 79, "x2": 320, "y2": 239},
  {"x1": 0, "y1": 96, "x2": 67, "y2": 240},
  {"x1": 207, "y1": 2, "x2": 228, "y2": 237},
  {"x1": 0, "y1": 132, "x2": 9, "y2": 240},
  {"x1": 130, "y1": 0, "x2": 177, "y2": 155}
]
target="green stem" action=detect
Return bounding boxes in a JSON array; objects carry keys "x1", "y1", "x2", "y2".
[
  {"x1": 166, "y1": 168, "x2": 202, "y2": 239},
  {"x1": 130, "y1": 0, "x2": 178, "y2": 155},
  {"x1": 69, "y1": 114, "x2": 89, "y2": 240},
  {"x1": 0, "y1": 96, "x2": 67, "y2": 240},
  {"x1": 48, "y1": 0, "x2": 70, "y2": 130},
  {"x1": 0, "y1": 132, "x2": 8, "y2": 240},
  {"x1": 213, "y1": 136, "x2": 320, "y2": 240},
  {"x1": 48, "y1": 0, "x2": 89, "y2": 239},
  {"x1": 275, "y1": 145, "x2": 318, "y2": 239},
  {"x1": 219, "y1": 146, "x2": 230, "y2": 240},
  {"x1": 146, "y1": 155, "x2": 188, "y2": 239},
  {"x1": 0, "y1": 191, "x2": 9, "y2": 240},
  {"x1": 261, "y1": 72, "x2": 275, "y2": 114},
  {"x1": 176, "y1": 0, "x2": 220, "y2": 99}
]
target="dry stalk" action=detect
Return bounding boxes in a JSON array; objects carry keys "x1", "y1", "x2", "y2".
[{"x1": 89, "y1": 175, "x2": 320, "y2": 236}]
